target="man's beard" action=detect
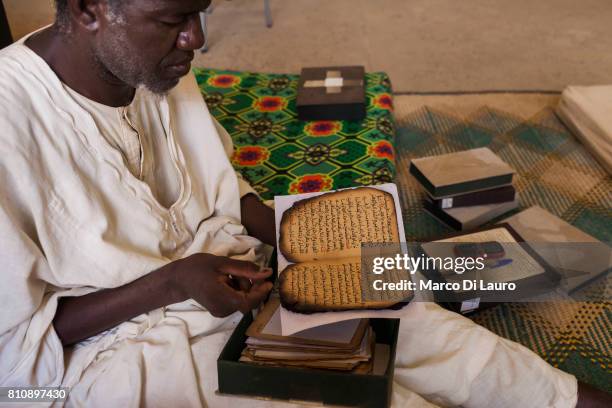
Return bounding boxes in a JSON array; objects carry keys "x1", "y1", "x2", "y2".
[{"x1": 93, "y1": 32, "x2": 178, "y2": 95}]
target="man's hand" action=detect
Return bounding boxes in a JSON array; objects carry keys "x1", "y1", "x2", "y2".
[
  {"x1": 54, "y1": 253, "x2": 273, "y2": 346},
  {"x1": 240, "y1": 193, "x2": 276, "y2": 246},
  {"x1": 172, "y1": 253, "x2": 273, "y2": 317}
]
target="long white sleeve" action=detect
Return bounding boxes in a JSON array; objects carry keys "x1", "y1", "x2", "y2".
[{"x1": 0, "y1": 191, "x2": 64, "y2": 388}]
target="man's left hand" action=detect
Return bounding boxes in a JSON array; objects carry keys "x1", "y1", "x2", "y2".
[{"x1": 240, "y1": 193, "x2": 276, "y2": 246}]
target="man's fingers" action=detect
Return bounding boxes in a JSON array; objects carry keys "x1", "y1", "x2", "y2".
[
  {"x1": 218, "y1": 258, "x2": 273, "y2": 280},
  {"x1": 240, "y1": 281, "x2": 273, "y2": 313},
  {"x1": 235, "y1": 276, "x2": 252, "y2": 292},
  {"x1": 215, "y1": 278, "x2": 248, "y2": 316},
  {"x1": 216, "y1": 278, "x2": 271, "y2": 314},
  {"x1": 220, "y1": 280, "x2": 273, "y2": 314}
]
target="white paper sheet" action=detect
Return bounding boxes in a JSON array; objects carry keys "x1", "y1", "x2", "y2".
[
  {"x1": 262, "y1": 304, "x2": 362, "y2": 344},
  {"x1": 274, "y1": 183, "x2": 411, "y2": 335}
]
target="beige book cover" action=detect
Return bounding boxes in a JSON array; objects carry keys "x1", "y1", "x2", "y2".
[
  {"x1": 503, "y1": 206, "x2": 599, "y2": 243},
  {"x1": 502, "y1": 206, "x2": 610, "y2": 291},
  {"x1": 410, "y1": 147, "x2": 515, "y2": 198}
]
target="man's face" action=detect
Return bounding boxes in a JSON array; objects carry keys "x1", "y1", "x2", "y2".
[{"x1": 92, "y1": 0, "x2": 209, "y2": 94}]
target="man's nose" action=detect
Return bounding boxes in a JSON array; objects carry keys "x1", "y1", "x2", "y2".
[{"x1": 177, "y1": 14, "x2": 205, "y2": 51}]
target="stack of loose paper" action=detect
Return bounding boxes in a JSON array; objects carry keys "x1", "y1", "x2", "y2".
[
  {"x1": 410, "y1": 147, "x2": 518, "y2": 230},
  {"x1": 240, "y1": 298, "x2": 387, "y2": 373}
]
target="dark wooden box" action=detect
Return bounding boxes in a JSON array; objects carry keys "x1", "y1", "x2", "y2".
[
  {"x1": 297, "y1": 66, "x2": 366, "y2": 122},
  {"x1": 217, "y1": 314, "x2": 399, "y2": 407}
]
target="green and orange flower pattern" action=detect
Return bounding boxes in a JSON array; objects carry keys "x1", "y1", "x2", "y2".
[
  {"x1": 232, "y1": 146, "x2": 270, "y2": 167},
  {"x1": 194, "y1": 68, "x2": 395, "y2": 200},
  {"x1": 289, "y1": 174, "x2": 333, "y2": 194}
]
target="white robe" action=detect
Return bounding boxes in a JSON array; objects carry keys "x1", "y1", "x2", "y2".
[{"x1": 0, "y1": 38, "x2": 577, "y2": 408}]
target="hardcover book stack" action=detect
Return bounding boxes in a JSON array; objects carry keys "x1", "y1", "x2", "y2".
[{"x1": 410, "y1": 148, "x2": 518, "y2": 230}]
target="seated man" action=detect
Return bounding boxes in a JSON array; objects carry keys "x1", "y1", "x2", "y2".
[{"x1": 0, "y1": 0, "x2": 605, "y2": 406}]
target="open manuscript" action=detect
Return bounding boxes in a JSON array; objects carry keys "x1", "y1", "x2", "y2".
[{"x1": 278, "y1": 187, "x2": 409, "y2": 313}]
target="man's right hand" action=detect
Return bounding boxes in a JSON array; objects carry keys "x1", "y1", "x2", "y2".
[
  {"x1": 170, "y1": 253, "x2": 274, "y2": 317},
  {"x1": 54, "y1": 253, "x2": 273, "y2": 346}
]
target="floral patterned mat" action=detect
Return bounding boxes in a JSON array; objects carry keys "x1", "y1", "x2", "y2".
[{"x1": 194, "y1": 68, "x2": 396, "y2": 200}]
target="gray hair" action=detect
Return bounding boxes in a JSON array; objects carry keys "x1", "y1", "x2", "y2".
[{"x1": 54, "y1": 0, "x2": 124, "y2": 30}]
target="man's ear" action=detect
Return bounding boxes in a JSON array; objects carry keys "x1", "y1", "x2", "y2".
[{"x1": 65, "y1": 0, "x2": 105, "y2": 32}]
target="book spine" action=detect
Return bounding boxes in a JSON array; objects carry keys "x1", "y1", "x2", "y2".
[
  {"x1": 423, "y1": 200, "x2": 462, "y2": 230},
  {"x1": 435, "y1": 186, "x2": 516, "y2": 209},
  {"x1": 434, "y1": 174, "x2": 514, "y2": 198}
]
